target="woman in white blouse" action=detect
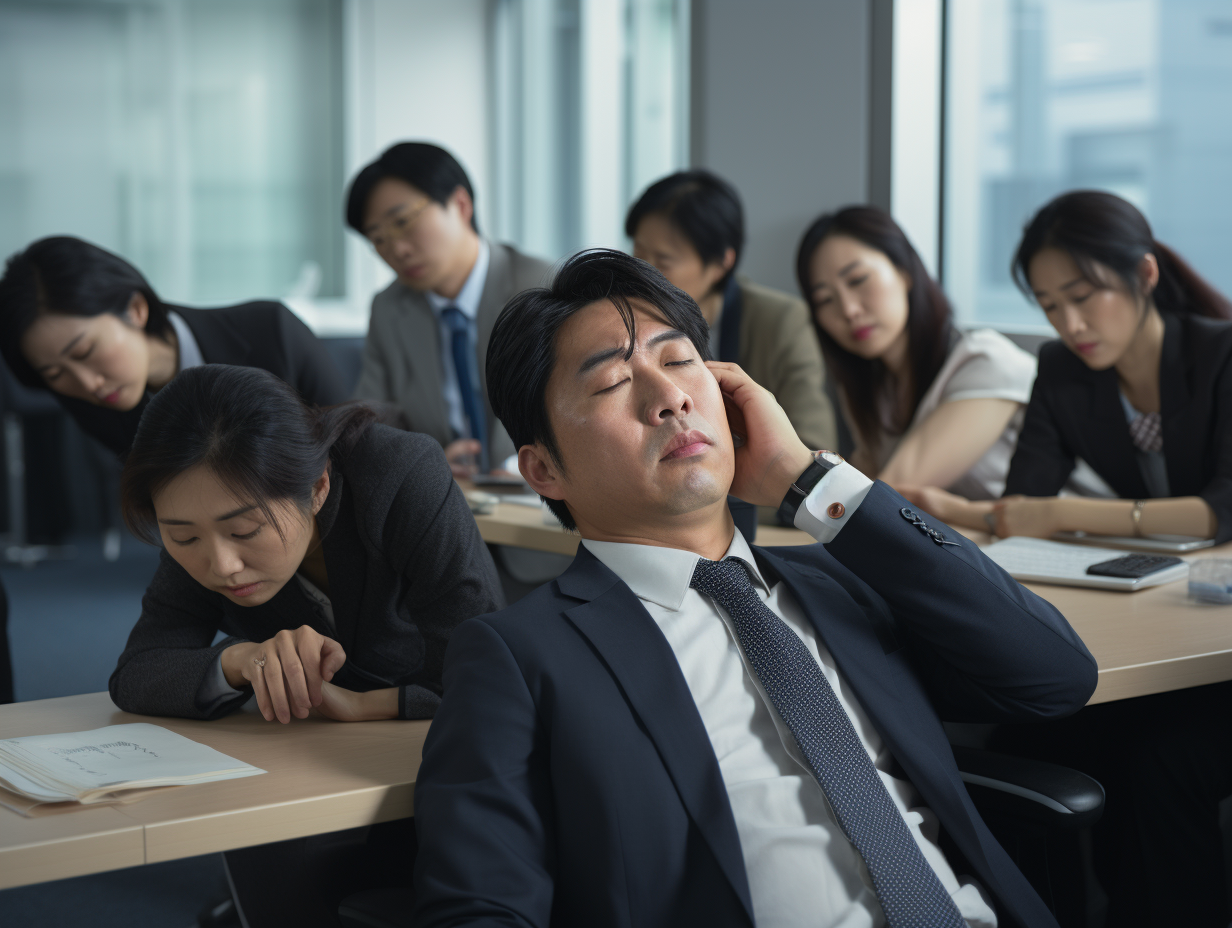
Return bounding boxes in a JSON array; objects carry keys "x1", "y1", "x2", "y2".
[{"x1": 795, "y1": 205, "x2": 1036, "y2": 499}]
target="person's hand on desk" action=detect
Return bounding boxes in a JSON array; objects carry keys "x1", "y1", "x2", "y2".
[
  {"x1": 221, "y1": 626, "x2": 346, "y2": 724},
  {"x1": 444, "y1": 438, "x2": 483, "y2": 479},
  {"x1": 314, "y1": 682, "x2": 399, "y2": 722},
  {"x1": 990, "y1": 496, "x2": 1063, "y2": 539},
  {"x1": 706, "y1": 361, "x2": 813, "y2": 506},
  {"x1": 898, "y1": 486, "x2": 996, "y2": 533}
]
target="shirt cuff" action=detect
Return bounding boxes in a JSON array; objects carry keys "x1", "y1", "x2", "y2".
[
  {"x1": 195, "y1": 651, "x2": 248, "y2": 713},
  {"x1": 793, "y1": 461, "x2": 874, "y2": 543}
]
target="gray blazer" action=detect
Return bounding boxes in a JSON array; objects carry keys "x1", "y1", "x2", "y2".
[
  {"x1": 355, "y1": 242, "x2": 553, "y2": 465},
  {"x1": 108, "y1": 425, "x2": 504, "y2": 721}
]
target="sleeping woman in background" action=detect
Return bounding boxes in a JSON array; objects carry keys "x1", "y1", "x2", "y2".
[
  {"x1": 906, "y1": 190, "x2": 1232, "y2": 543},
  {"x1": 795, "y1": 205, "x2": 1037, "y2": 498},
  {"x1": 110, "y1": 364, "x2": 503, "y2": 724},
  {"x1": 0, "y1": 236, "x2": 349, "y2": 458}
]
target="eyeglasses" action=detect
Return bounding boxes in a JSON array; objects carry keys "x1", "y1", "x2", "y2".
[{"x1": 364, "y1": 198, "x2": 434, "y2": 250}]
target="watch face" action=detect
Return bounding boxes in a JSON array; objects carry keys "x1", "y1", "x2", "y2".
[{"x1": 816, "y1": 450, "x2": 845, "y2": 468}]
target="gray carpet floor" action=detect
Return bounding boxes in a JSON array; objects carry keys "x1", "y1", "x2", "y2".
[{"x1": 0, "y1": 533, "x2": 228, "y2": 928}]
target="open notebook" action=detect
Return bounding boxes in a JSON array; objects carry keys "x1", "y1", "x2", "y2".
[
  {"x1": 0, "y1": 723, "x2": 264, "y2": 811},
  {"x1": 984, "y1": 537, "x2": 1191, "y2": 591}
]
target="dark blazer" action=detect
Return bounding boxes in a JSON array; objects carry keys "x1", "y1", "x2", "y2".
[
  {"x1": 412, "y1": 482, "x2": 1097, "y2": 928},
  {"x1": 61, "y1": 301, "x2": 349, "y2": 457},
  {"x1": 109, "y1": 425, "x2": 503, "y2": 721},
  {"x1": 354, "y1": 242, "x2": 552, "y2": 465},
  {"x1": 1005, "y1": 312, "x2": 1232, "y2": 543}
]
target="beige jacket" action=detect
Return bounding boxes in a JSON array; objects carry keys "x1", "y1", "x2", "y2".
[{"x1": 732, "y1": 278, "x2": 836, "y2": 451}]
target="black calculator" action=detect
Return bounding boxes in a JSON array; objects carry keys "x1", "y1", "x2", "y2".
[{"x1": 1085, "y1": 553, "x2": 1183, "y2": 579}]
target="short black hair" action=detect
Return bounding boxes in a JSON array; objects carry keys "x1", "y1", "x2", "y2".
[
  {"x1": 0, "y1": 236, "x2": 172, "y2": 389},
  {"x1": 486, "y1": 249, "x2": 710, "y2": 530},
  {"x1": 344, "y1": 142, "x2": 479, "y2": 234},
  {"x1": 624, "y1": 169, "x2": 744, "y2": 289}
]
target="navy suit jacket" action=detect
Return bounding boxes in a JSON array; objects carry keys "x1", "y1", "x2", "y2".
[{"x1": 413, "y1": 483, "x2": 1098, "y2": 928}]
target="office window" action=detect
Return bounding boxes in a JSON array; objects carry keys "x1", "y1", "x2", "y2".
[
  {"x1": 943, "y1": 0, "x2": 1232, "y2": 328},
  {"x1": 0, "y1": 0, "x2": 345, "y2": 306},
  {"x1": 490, "y1": 0, "x2": 689, "y2": 260}
]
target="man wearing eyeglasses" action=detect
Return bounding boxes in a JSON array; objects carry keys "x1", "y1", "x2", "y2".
[{"x1": 347, "y1": 142, "x2": 552, "y2": 476}]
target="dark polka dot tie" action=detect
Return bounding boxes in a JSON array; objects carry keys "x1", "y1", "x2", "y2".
[{"x1": 690, "y1": 557, "x2": 967, "y2": 928}]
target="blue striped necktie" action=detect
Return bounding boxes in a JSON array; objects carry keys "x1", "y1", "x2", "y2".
[
  {"x1": 690, "y1": 556, "x2": 967, "y2": 928},
  {"x1": 441, "y1": 305, "x2": 488, "y2": 472}
]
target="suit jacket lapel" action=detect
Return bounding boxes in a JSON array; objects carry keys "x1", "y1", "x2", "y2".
[
  {"x1": 1080, "y1": 368, "x2": 1148, "y2": 497},
  {"x1": 476, "y1": 243, "x2": 510, "y2": 440},
  {"x1": 174, "y1": 304, "x2": 252, "y2": 364},
  {"x1": 1159, "y1": 312, "x2": 1200, "y2": 494},
  {"x1": 395, "y1": 286, "x2": 452, "y2": 442},
  {"x1": 557, "y1": 548, "x2": 756, "y2": 924},
  {"x1": 753, "y1": 548, "x2": 999, "y2": 886}
]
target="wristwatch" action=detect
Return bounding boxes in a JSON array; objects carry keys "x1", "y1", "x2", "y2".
[{"x1": 777, "y1": 450, "x2": 845, "y2": 525}]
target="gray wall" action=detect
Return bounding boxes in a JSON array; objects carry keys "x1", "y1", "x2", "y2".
[{"x1": 690, "y1": 0, "x2": 873, "y2": 294}]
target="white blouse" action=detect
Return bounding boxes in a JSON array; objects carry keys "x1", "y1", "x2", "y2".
[{"x1": 870, "y1": 329, "x2": 1037, "y2": 500}]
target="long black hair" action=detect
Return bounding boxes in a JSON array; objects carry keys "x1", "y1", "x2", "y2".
[
  {"x1": 121, "y1": 365, "x2": 375, "y2": 544},
  {"x1": 795, "y1": 206, "x2": 954, "y2": 456},
  {"x1": 1013, "y1": 190, "x2": 1232, "y2": 320},
  {"x1": 0, "y1": 236, "x2": 173, "y2": 388}
]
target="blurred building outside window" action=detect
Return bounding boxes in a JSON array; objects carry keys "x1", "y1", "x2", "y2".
[
  {"x1": 0, "y1": 0, "x2": 346, "y2": 314},
  {"x1": 0, "y1": 0, "x2": 689, "y2": 336},
  {"x1": 943, "y1": 0, "x2": 1232, "y2": 331},
  {"x1": 489, "y1": 0, "x2": 690, "y2": 259}
]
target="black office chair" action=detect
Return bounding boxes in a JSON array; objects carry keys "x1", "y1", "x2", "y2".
[
  {"x1": 954, "y1": 746, "x2": 1103, "y2": 920},
  {"x1": 335, "y1": 750, "x2": 1103, "y2": 928}
]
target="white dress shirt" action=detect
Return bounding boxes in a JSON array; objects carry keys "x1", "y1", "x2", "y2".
[
  {"x1": 582, "y1": 463, "x2": 996, "y2": 928},
  {"x1": 426, "y1": 239, "x2": 490, "y2": 440},
  {"x1": 168, "y1": 311, "x2": 204, "y2": 371}
]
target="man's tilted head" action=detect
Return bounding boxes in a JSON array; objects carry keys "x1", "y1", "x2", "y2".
[{"x1": 486, "y1": 249, "x2": 735, "y2": 539}]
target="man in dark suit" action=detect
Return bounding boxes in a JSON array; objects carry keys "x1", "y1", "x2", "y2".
[
  {"x1": 413, "y1": 249, "x2": 1097, "y2": 928},
  {"x1": 346, "y1": 142, "x2": 551, "y2": 475}
]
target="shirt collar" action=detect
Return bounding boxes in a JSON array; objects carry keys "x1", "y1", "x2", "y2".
[
  {"x1": 167, "y1": 311, "x2": 205, "y2": 371},
  {"x1": 582, "y1": 528, "x2": 769, "y2": 611},
  {"x1": 426, "y1": 238, "x2": 490, "y2": 320}
]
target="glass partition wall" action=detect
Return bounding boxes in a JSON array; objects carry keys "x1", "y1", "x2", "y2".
[
  {"x1": 0, "y1": 0, "x2": 346, "y2": 306},
  {"x1": 943, "y1": 0, "x2": 1232, "y2": 328}
]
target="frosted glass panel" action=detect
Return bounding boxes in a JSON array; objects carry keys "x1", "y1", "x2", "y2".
[
  {"x1": 489, "y1": 0, "x2": 688, "y2": 259},
  {"x1": 943, "y1": 0, "x2": 1232, "y2": 328},
  {"x1": 0, "y1": 0, "x2": 344, "y2": 305}
]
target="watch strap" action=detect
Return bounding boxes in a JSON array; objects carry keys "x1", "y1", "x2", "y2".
[{"x1": 777, "y1": 451, "x2": 841, "y2": 525}]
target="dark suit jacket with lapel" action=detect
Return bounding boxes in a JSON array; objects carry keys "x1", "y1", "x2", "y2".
[
  {"x1": 58, "y1": 301, "x2": 349, "y2": 458},
  {"x1": 353, "y1": 242, "x2": 553, "y2": 465},
  {"x1": 1005, "y1": 312, "x2": 1232, "y2": 543},
  {"x1": 108, "y1": 425, "x2": 504, "y2": 721},
  {"x1": 412, "y1": 482, "x2": 1097, "y2": 928}
]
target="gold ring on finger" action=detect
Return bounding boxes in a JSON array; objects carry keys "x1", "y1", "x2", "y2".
[{"x1": 253, "y1": 655, "x2": 266, "y2": 669}]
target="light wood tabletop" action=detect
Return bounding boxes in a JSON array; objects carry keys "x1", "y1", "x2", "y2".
[
  {"x1": 0, "y1": 693, "x2": 428, "y2": 890},
  {"x1": 470, "y1": 495, "x2": 1232, "y2": 707},
  {"x1": 470, "y1": 493, "x2": 812, "y2": 555}
]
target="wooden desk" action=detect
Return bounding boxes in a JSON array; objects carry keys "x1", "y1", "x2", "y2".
[
  {"x1": 471, "y1": 495, "x2": 813, "y2": 555},
  {"x1": 0, "y1": 693, "x2": 428, "y2": 890},
  {"x1": 1027, "y1": 546, "x2": 1232, "y2": 705},
  {"x1": 471, "y1": 499, "x2": 1232, "y2": 706}
]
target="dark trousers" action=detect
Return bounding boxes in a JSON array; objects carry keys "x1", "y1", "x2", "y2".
[
  {"x1": 0, "y1": 576, "x2": 12, "y2": 704},
  {"x1": 992, "y1": 681, "x2": 1232, "y2": 927},
  {"x1": 224, "y1": 818, "x2": 416, "y2": 927}
]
